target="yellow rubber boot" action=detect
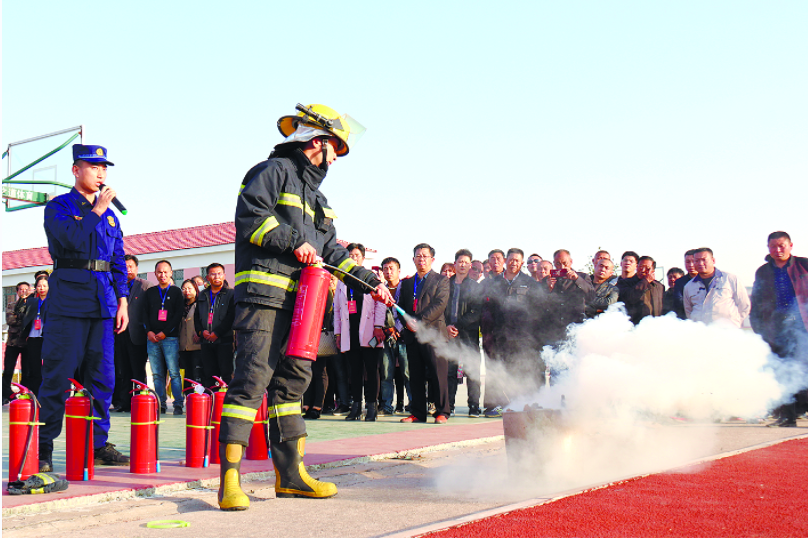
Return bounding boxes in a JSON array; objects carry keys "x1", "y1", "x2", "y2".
[
  {"x1": 272, "y1": 438, "x2": 337, "y2": 499},
  {"x1": 218, "y1": 443, "x2": 250, "y2": 511}
]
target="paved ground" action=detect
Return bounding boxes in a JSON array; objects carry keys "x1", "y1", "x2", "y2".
[{"x1": 3, "y1": 384, "x2": 807, "y2": 538}]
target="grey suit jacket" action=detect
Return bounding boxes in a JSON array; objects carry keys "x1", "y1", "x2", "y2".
[{"x1": 127, "y1": 278, "x2": 153, "y2": 345}]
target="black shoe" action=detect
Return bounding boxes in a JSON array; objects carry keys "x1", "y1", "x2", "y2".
[
  {"x1": 365, "y1": 402, "x2": 378, "y2": 422},
  {"x1": 378, "y1": 406, "x2": 395, "y2": 416},
  {"x1": 345, "y1": 402, "x2": 362, "y2": 421},
  {"x1": 469, "y1": 406, "x2": 481, "y2": 417},
  {"x1": 94, "y1": 442, "x2": 130, "y2": 466},
  {"x1": 111, "y1": 405, "x2": 124, "y2": 413},
  {"x1": 39, "y1": 453, "x2": 53, "y2": 473},
  {"x1": 322, "y1": 407, "x2": 335, "y2": 415},
  {"x1": 332, "y1": 404, "x2": 351, "y2": 416},
  {"x1": 173, "y1": 406, "x2": 184, "y2": 416},
  {"x1": 304, "y1": 408, "x2": 321, "y2": 420},
  {"x1": 161, "y1": 407, "x2": 167, "y2": 414},
  {"x1": 395, "y1": 404, "x2": 404, "y2": 414}
]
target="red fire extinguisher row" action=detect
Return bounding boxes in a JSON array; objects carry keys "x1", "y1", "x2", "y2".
[
  {"x1": 130, "y1": 379, "x2": 162, "y2": 474},
  {"x1": 286, "y1": 265, "x2": 332, "y2": 361},
  {"x1": 209, "y1": 376, "x2": 228, "y2": 465},
  {"x1": 246, "y1": 392, "x2": 269, "y2": 460},
  {"x1": 65, "y1": 379, "x2": 98, "y2": 481},
  {"x1": 183, "y1": 379, "x2": 214, "y2": 468},
  {"x1": 8, "y1": 383, "x2": 43, "y2": 482}
]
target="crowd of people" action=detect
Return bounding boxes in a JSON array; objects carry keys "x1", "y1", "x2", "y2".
[
  {"x1": 1, "y1": 118, "x2": 805, "y2": 512},
  {"x1": 7, "y1": 231, "x2": 804, "y2": 428}
]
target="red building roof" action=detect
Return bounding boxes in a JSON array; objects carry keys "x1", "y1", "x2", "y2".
[{"x1": 3, "y1": 222, "x2": 359, "y2": 271}]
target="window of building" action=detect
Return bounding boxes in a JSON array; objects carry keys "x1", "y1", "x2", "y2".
[{"x1": 173, "y1": 269, "x2": 184, "y2": 283}]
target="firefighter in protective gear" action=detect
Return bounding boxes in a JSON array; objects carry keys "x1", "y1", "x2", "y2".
[{"x1": 218, "y1": 103, "x2": 393, "y2": 511}]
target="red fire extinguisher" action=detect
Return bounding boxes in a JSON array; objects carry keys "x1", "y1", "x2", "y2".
[
  {"x1": 245, "y1": 391, "x2": 269, "y2": 460},
  {"x1": 65, "y1": 379, "x2": 96, "y2": 481},
  {"x1": 183, "y1": 379, "x2": 213, "y2": 468},
  {"x1": 8, "y1": 383, "x2": 42, "y2": 482},
  {"x1": 286, "y1": 265, "x2": 332, "y2": 360},
  {"x1": 209, "y1": 376, "x2": 228, "y2": 465},
  {"x1": 130, "y1": 379, "x2": 161, "y2": 474}
]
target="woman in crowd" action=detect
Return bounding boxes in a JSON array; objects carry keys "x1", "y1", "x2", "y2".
[
  {"x1": 179, "y1": 279, "x2": 202, "y2": 387},
  {"x1": 440, "y1": 263, "x2": 455, "y2": 278},
  {"x1": 334, "y1": 244, "x2": 387, "y2": 421},
  {"x1": 21, "y1": 275, "x2": 48, "y2": 396}
]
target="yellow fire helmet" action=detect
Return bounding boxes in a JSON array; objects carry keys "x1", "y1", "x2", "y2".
[{"x1": 277, "y1": 103, "x2": 366, "y2": 157}]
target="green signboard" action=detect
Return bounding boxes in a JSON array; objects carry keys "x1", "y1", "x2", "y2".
[{"x1": 2, "y1": 185, "x2": 50, "y2": 204}]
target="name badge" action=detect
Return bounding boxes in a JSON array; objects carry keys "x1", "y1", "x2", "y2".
[
  {"x1": 34, "y1": 319, "x2": 42, "y2": 330},
  {"x1": 347, "y1": 300, "x2": 357, "y2": 314},
  {"x1": 413, "y1": 299, "x2": 418, "y2": 312},
  {"x1": 208, "y1": 312, "x2": 214, "y2": 325},
  {"x1": 158, "y1": 309, "x2": 168, "y2": 322}
]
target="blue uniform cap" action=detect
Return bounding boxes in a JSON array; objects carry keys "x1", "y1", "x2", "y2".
[{"x1": 72, "y1": 144, "x2": 115, "y2": 166}]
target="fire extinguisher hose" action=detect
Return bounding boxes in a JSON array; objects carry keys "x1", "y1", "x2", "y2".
[
  {"x1": 321, "y1": 262, "x2": 407, "y2": 317},
  {"x1": 183, "y1": 380, "x2": 216, "y2": 468},
  {"x1": 149, "y1": 387, "x2": 162, "y2": 473},
  {"x1": 65, "y1": 387, "x2": 100, "y2": 481},
  {"x1": 9, "y1": 390, "x2": 43, "y2": 483}
]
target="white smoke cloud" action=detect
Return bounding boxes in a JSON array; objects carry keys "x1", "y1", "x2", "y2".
[{"x1": 433, "y1": 306, "x2": 807, "y2": 500}]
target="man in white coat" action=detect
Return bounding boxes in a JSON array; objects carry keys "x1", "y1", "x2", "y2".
[{"x1": 684, "y1": 247, "x2": 750, "y2": 327}]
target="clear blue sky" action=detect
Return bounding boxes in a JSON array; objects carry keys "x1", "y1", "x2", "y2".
[{"x1": 3, "y1": 1, "x2": 807, "y2": 285}]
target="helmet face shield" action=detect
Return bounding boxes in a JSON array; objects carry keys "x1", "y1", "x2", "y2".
[
  {"x1": 341, "y1": 114, "x2": 366, "y2": 151},
  {"x1": 277, "y1": 104, "x2": 366, "y2": 156}
]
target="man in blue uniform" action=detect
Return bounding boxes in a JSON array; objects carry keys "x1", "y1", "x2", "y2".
[{"x1": 38, "y1": 144, "x2": 130, "y2": 472}]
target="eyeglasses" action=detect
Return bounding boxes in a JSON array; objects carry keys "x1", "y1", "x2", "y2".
[
  {"x1": 527, "y1": 259, "x2": 541, "y2": 264},
  {"x1": 414, "y1": 255, "x2": 432, "y2": 260}
]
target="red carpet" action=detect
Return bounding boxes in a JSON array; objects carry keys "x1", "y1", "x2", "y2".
[{"x1": 425, "y1": 437, "x2": 808, "y2": 538}]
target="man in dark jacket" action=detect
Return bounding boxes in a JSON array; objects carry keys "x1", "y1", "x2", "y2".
[
  {"x1": 112, "y1": 254, "x2": 152, "y2": 412},
  {"x1": 483, "y1": 248, "x2": 544, "y2": 418},
  {"x1": 144, "y1": 260, "x2": 184, "y2": 414},
  {"x1": 194, "y1": 263, "x2": 236, "y2": 388},
  {"x1": 543, "y1": 249, "x2": 594, "y2": 341},
  {"x1": 617, "y1": 256, "x2": 664, "y2": 325},
  {"x1": 669, "y1": 249, "x2": 698, "y2": 319},
  {"x1": 751, "y1": 231, "x2": 808, "y2": 427},
  {"x1": 217, "y1": 104, "x2": 393, "y2": 510},
  {"x1": 399, "y1": 243, "x2": 450, "y2": 424},
  {"x1": 445, "y1": 249, "x2": 481, "y2": 416}
]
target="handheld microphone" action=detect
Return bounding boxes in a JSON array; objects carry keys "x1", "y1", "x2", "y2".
[{"x1": 99, "y1": 184, "x2": 128, "y2": 215}]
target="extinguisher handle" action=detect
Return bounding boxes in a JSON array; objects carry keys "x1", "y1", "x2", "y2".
[
  {"x1": 182, "y1": 378, "x2": 203, "y2": 393},
  {"x1": 68, "y1": 378, "x2": 86, "y2": 391},
  {"x1": 10, "y1": 382, "x2": 30, "y2": 395},
  {"x1": 211, "y1": 376, "x2": 228, "y2": 389},
  {"x1": 130, "y1": 379, "x2": 150, "y2": 393}
]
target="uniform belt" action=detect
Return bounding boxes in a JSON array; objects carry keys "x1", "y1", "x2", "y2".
[{"x1": 54, "y1": 259, "x2": 111, "y2": 272}]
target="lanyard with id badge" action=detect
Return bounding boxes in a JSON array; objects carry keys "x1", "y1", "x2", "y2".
[
  {"x1": 348, "y1": 288, "x2": 358, "y2": 314},
  {"x1": 208, "y1": 289, "x2": 220, "y2": 327},
  {"x1": 158, "y1": 286, "x2": 170, "y2": 322},
  {"x1": 34, "y1": 298, "x2": 44, "y2": 330}
]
